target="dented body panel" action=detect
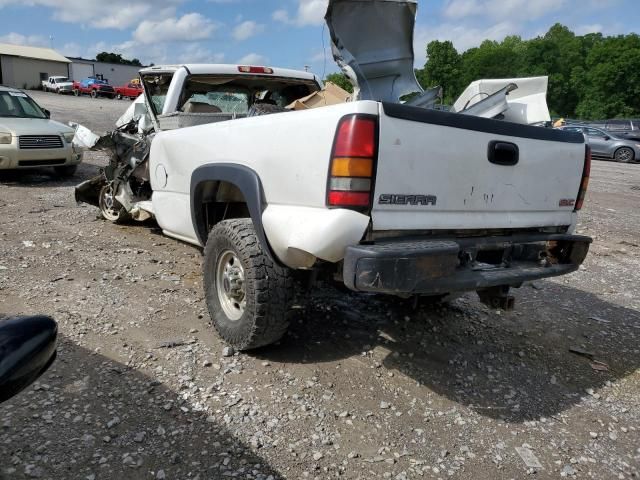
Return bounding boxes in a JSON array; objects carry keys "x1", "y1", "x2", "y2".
[{"x1": 326, "y1": 0, "x2": 422, "y2": 102}]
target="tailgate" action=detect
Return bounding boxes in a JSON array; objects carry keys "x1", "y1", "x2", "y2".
[{"x1": 372, "y1": 103, "x2": 586, "y2": 231}]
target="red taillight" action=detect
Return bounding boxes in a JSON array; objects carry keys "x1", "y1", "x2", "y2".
[
  {"x1": 327, "y1": 115, "x2": 378, "y2": 210},
  {"x1": 334, "y1": 116, "x2": 376, "y2": 158},
  {"x1": 238, "y1": 66, "x2": 274, "y2": 74},
  {"x1": 575, "y1": 145, "x2": 591, "y2": 211},
  {"x1": 327, "y1": 191, "x2": 371, "y2": 207}
]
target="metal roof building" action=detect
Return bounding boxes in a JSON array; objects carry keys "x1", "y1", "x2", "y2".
[
  {"x1": 0, "y1": 43, "x2": 71, "y2": 90},
  {"x1": 66, "y1": 57, "x2": 143, "y2": 87}
]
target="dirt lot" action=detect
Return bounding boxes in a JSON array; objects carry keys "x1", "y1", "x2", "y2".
[{"x1": 0, "y1": 91, "x2": 638, "y2": 480}]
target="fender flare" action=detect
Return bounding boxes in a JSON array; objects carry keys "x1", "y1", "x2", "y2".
[{"x1": 190, "y1": 163, "x2": 278, "y2": 264}]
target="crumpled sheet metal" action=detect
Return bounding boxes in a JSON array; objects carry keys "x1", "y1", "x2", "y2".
[
  {"x1": 74, "y1": 127, "x2": 152, "y2": 209},
  {"x1": 325, "y1": 0, "x2": 422, "y2": 103}
]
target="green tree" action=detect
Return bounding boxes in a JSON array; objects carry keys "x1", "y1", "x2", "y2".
[
  {"x1": 324, "y1": 72, "x2": 354, "y2": 93},
  {"x1": 415, "y1": 40, "x2": 462, "y2": 104},
  {"x1": 411, "y1": 24, "x2": 640, "y2": 119},
  {"x1": 95, "y1": 52, "x2": 143, "y2": 67}
]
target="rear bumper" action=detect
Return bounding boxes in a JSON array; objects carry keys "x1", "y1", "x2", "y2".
[{"x1": 343, "y1": 233, "x2": 591, "y2": 295}]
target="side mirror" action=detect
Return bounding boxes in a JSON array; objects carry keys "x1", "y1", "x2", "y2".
[
  {"x1": 0, "y1": 316, "x2": 57, "y2": 403},
  {"x1": 43, "y1": 109, "x2": 51, "y2": 119},
  {"x1": 603, "y1": 136, "x2": 610, "y2": 141}
]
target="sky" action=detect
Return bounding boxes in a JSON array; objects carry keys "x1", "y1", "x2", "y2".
[{"x1": 0, "y1": 0, "x2": 638, "y2": 76}]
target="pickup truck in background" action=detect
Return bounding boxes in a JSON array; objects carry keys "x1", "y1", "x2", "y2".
[
  {"x1": 41, "y1": 76, "x2": 74, "y2": 94},
  {"x1": 114, "y1": 82, "x2": 143, "y2": 100},
  {"x1": 75, "y1": 0, "x2": 592, "y2": 351},
  {"x1": 72, "y1": 78, "x2": 116, "y2": 99}
]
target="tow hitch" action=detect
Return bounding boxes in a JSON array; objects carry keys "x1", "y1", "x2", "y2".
[{"x1": 477, "y1": 285, "x2": 515, "y2": 311}]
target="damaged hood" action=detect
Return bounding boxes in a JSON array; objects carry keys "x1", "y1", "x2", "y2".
[{"x1": 325, "y1": 0, "x2": 422, "y2": 102}]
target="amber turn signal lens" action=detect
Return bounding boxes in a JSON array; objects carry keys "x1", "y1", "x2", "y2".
[{"x1": 330, "y1": 157, "x2": 373, "y2": 178}]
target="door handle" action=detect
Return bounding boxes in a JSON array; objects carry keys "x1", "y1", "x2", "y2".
[{"x1": 488, "y1": 141, "x2": 519, "y2": 166}]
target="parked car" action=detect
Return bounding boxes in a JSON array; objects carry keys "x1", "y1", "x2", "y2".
[
  {"x1": 587, "y1": 119, "x2": 640, "y2": 141},
  {"x1": 41, "y1": 76, "x2": 74, "y2": 94},
  {"x1": 0, "y1": 315, "x2": 58, "y2": 403},
  {"x1": 0, "y1": 86, "x2": 82, "y2": 176},
  {"x1": 72, "y1": 78, "x2": 116, "y2": 99},
  {"x1": 560, "y1": 125, "x2": 640, "y2": 163},
  {"x1": 114, "y1": 82, "x2": 143, "y2": 100}
]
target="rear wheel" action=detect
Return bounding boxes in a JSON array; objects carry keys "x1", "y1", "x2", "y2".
[
  {"x1": 53, "y1": 165, "x2": 77, "y2": 177},
  {"x1": 98, "y1": 184, "x2": 129, "y2": 223},
  {"x1": 203, "y1": 218, "x2": 292, "y2": 350},
  {"x1": 73, "y1": 89, "x2": 80, "y2": 96},
  {"x1": 614, "y1": 147, "x2": 634, "y2": 163}
]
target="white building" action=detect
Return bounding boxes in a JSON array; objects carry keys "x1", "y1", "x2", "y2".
[
  {"x1": 67, "y1": 57, "x2": 144, "y2": 86},
  {"x1": 0, "y1": 43, "x2": 71, "y2": 89}
]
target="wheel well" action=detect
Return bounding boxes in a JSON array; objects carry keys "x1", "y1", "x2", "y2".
[
  {"x1": 198, "y1": 180, "x2": 251, "y2": 234},
  {"x1": 190, "y1": 164, "x2": 277, "y2": 264}
]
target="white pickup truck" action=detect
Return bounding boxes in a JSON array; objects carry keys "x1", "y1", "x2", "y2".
[
  {"x1": 75, "y1": 0, "x2": 592, "y2": 350},
  {"x1": 41, "y1": 76, "x2": 74, "y2": 94}
]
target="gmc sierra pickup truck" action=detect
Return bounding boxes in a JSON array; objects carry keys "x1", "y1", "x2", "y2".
[{"x1": 75, "y1": 0, "x2": 592, "y2": 350}]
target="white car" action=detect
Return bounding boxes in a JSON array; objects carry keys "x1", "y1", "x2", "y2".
[{"x1": 0, "y1": 86, "x2": 81, "y2": 176}]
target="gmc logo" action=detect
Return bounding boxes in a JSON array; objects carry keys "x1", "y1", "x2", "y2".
[
  {"x1": 379, "y1": 194, "x2": 437, "y2": 206},
  {"x1": 559, "y1": 198, "x2": 575, "y2": 207}
]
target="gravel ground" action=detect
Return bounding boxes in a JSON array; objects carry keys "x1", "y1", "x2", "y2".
[{"x1": 0, "y1": 92, "x2": 638, "y2": 480}]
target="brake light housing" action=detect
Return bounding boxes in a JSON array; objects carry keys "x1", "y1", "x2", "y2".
[
  {"x1": 327, "y1": 114, "x2": 378, "y2": 211},
  {"x1": 238, "y1": 66, "x2": 274, "y2": 74},
  {"x1": 575, "y1": 145, "x2": 591, "y2": 211}
]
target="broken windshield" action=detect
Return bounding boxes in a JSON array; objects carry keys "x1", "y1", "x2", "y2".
[
  {"x1": 141, "y1": 73, "x2": 174, "y2": 116},
  {"x1": 178, "y1": 75, "x2": 319, "y2": 114}
]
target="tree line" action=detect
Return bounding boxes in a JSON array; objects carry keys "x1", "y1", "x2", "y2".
[{"x1": 327, "y1": 24, "x2": 640, "y2": 120}]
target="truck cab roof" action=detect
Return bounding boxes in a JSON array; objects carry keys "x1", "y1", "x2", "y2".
[{"x1": 139, "y1": 64, "x2": 319, "y2": 83}]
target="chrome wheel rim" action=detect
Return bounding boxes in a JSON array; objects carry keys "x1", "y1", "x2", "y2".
[
  {"x1": 216, "y1": 250, "x2": 246, "y2": 321},
  {"x1": 617, "y1": 148, "x2": 632, "y2": 162},
  {"x1": 100, "y1": 185, "x2": 121, "y2": 221}
]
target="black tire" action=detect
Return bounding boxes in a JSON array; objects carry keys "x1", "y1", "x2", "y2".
[
  {"x1": 203, "y1": 218, "x2": 292, "y2": 350},
  {"x1": 90, "y1": 90, "x2": 97, "y2": 99},
  {"x1": 614, "y1": 147, "x2": 634, "y2": 163},
  {"x1": 116, "y1": 93, "x2": 123, "y2": 100},
  {"x1": 73, "y1": 89, "x2": 80, "y2": 96},
  {"x1": 53, "y1": 165, "x2": 77, "y2": 177}
]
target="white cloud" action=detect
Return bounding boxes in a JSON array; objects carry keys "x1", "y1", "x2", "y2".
[
  {"x1": 443, "y1": 0, "x2": 565, "y2": 21},
  {"x1": 236, "y1": 53, "x2": 268, "y2": 65},
  {"x1": 574, "y1": 24, "x2": 604, "y2": 35},
  {"x1": 0, "y1": 0, "x2": 183, "y2": 30},
  {"x1": 413, "y1": 21, "x2": 517, "y2": 62},
  {"x1": 232, "y1": 20, "x2": 264, "y2": 41},
  {"x1": 179, "y1": 43, "x2": 225, "y2": 63},
  {"x1": 272, "y1": 9, "x2": 289, "y2": 23},
  {"x1": 61, "y1": 42, "x2": 83, "y2": 57},
  {"x1": 133, "y1": 13, "x2": 217, "y2": 45},
  {"x1": 0, "y1": 32, "x2": 48, "y2": 47},
  {"x1": 273, "y1": 0, "x2": 327, "y2": 27}
]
